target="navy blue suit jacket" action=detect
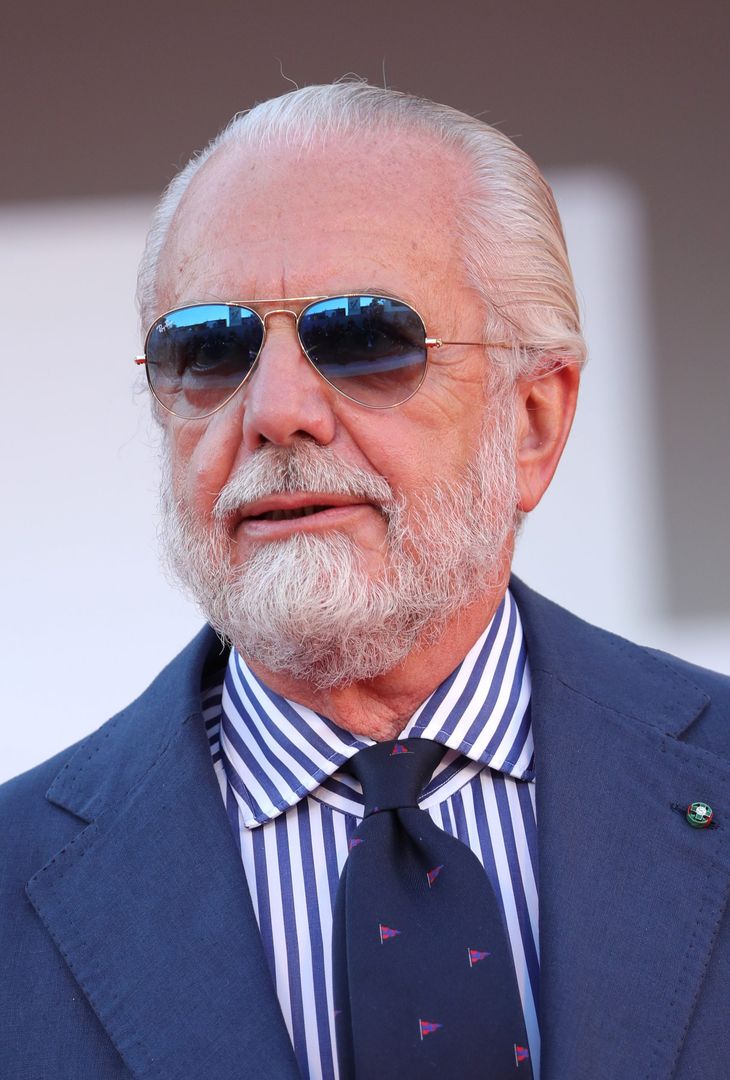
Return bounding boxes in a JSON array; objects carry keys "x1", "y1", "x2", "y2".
[{"x1": 2, "y1": 579, "x2": 729, "y2": 1079}]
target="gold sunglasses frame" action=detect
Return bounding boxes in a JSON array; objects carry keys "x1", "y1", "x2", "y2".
[{"x1": 135, "y1": 293, "x2": 512, "y2": 419}]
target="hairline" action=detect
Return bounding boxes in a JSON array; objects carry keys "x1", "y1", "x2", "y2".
[{"x1": 137, "y1": 84, "x2": 587, "y2": 383}]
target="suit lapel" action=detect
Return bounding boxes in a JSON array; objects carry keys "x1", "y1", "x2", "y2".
[
  {"x1": 513, "y1": 579, "x2": 730, "y2": 1080},
  {"x1": 26, "y1": 628, "x2": 300, "y2": 1080}
]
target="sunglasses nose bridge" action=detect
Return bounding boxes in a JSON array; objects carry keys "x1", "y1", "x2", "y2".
[
  {"x1": 258, "y1": 307, "x2": 304, "y2": 355},
  {"x1": 260, "y1": 307, "x2": 299, "y2": 327}
]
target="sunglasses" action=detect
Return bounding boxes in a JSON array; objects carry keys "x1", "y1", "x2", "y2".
[{"x1": 136, "y1": 293, "x2": 510, "y2": 418}]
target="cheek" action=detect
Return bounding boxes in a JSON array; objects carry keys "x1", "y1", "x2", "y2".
[
  {"x1": 368, "y1": 424, "x2": 481, "y2": 501},
  {"x1": 168, "y1": 410, "x2": 244, "y2": 518}
]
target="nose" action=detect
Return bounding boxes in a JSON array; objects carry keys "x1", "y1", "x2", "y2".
[{"x1": 241, "y1": 311, "x2": 338, "y2": 451}]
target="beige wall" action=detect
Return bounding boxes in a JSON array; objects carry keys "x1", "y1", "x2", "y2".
[{"x1": 2, "y1": 0, "x2": 727, "y2": 617}]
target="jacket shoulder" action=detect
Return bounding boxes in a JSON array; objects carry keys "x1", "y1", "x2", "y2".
[
  {"x1": 511, "y1": 576, "x2": 730, "y2": 756},
  {"x1": 644, "y1": 644, "x2": 730, "y2": 695}
]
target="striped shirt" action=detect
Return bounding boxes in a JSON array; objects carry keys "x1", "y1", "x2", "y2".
[{"x1": 204, "y1": 588, "x2": 539, "y2": 1079}]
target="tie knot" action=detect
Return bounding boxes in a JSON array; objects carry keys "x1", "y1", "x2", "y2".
[{"x1": 348, "y1": 739, "x2": 445, "y2": 816}]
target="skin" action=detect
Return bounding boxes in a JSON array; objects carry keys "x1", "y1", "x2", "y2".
[{"x1": 155, "y1": 131, "x2": 579, "y2": 740}]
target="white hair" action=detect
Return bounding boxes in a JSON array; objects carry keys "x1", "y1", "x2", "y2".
[{"x1": 136, "y1": 81, "x2": 586, "y2": 381}]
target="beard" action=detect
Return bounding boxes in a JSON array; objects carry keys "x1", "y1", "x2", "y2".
[{"x1": 159, "y1": 397, "x2": 519, "y2": 689}]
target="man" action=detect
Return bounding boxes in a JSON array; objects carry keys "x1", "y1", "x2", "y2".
[{"x1": 1, "y1": 83, "x2": 728, "y2": 1080}]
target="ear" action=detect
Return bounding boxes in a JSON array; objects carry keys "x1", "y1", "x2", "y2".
[{"x1": 514, "y1": 360, "x2": 580, "y2": 513}]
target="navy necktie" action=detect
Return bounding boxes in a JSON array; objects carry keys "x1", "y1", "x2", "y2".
[{"x1": 333, "y1": 738, "x2": 532, "y2": 1079}]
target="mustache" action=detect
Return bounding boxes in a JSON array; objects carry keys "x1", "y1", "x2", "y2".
[{"x1": 213, "y1": 441, "x2": 395, "y2": 518}]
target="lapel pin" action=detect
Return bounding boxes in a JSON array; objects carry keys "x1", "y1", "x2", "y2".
[
  {"x1": 686, "y1": 801, "x2": 714, "y2": 828},
  {"x1": 670, "y1": 801, "x2": 717, "y2": 828}
]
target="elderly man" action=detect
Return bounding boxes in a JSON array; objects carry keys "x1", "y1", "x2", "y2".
[{"x1": 2, "y1": 84, "x2": 728, "y2": 1080}]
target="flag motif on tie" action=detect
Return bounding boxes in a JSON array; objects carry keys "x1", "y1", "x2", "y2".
[
  {"x1": 419, "y1": 1020, "x2": 443, "y2": 1040},
  {"x1": 349, "y1": 837, "x2": 364, "y2": 850},
  {"x1": 379, "y1": 923, "x2": 401, "y2": 943},
  {"x1": 426, "y1": 864, "x2": 444, "y2": 887},
  {"x1": 391, "y1": 743, "x2": 409, "y2": 755},
  {"x1": 467, "y1": 948, "x2": 491, "y2": 966},
  {"x1": 514, "y1": 1045, "x2": 530, "y2": 1066}
]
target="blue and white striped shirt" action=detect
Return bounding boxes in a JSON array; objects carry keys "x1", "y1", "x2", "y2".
[{"x1": 204, "y1": 588, "x2": 539, "y2": 1079}]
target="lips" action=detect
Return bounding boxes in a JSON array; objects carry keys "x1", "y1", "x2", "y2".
[
  {"x1": 250, "y1": 504, "x2": 334, "y2": 521},
  {"x1": 232, "y1": 493, "x2": 374, "y2": 530}
]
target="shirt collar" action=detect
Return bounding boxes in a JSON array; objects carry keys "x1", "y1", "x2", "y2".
[{"x1": 218, "y1": 588, "x2": 533, "y2": 828}]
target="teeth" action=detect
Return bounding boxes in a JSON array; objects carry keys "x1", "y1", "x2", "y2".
[{"x1": 259, "y1": 505, "x2": 329, "y2": 521}]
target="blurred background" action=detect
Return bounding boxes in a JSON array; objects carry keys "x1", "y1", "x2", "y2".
[{"x1": 1, "y1": 0, "x2": 728, "y2": 781}]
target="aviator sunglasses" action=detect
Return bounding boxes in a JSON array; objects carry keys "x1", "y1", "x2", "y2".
[{"x1": 136, "y1": 294, "x2": 511, "y2": 418}]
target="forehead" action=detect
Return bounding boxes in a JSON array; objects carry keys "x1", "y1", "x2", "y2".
[{"x1": 157, "y1": 129, "x2": 473, "y2": 310}]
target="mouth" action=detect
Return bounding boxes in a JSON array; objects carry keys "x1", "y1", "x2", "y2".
[
  {"x1": 232, "y1": 494, "x2": 376, "y2": 533},
  {"x1": 248, "y1": 504, "x2": 337, "y2": 522}
]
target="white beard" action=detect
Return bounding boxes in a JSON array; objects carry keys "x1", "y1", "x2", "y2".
[{"x1": 160, "y1": 398, "x2": 519, "y2": 688}]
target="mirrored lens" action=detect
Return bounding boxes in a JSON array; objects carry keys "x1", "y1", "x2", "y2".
[
  {"x1": 298, "y1": 295, "x2": 427, "y2": 407},
  {"x1": 145, "y1": 304, "x2": 263, "y2": 417}
]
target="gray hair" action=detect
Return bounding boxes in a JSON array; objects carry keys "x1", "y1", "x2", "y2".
[{"x1": 137, "y1": 82, "x2": 586, "y2": 380}]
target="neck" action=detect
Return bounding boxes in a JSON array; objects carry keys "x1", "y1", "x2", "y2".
[{"x1": 244, "y1": 573, "x2": 511, "y2": 741}]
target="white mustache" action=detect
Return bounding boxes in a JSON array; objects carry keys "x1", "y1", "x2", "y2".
[{"x1": 214, "y1": 441, "x2": 394, "y2": 518}]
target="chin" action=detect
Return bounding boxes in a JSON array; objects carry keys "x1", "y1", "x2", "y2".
[{"x1": 204, "y1": 529, "x2": 501, "y2": 688}]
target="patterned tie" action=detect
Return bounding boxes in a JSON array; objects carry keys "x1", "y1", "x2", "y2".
[{"x1": 333, "y1": 738, "x2": 532, "y2": 1079}]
